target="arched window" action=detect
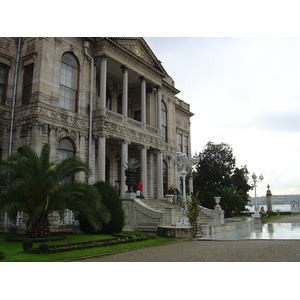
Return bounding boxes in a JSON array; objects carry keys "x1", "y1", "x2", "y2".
[
  {"x1": 163, "y1": 160, "x2": 168, "y2": 196},
  {"x1": 58, "y1": 138, "x2": 75, "y2": 184},
  {"x1": 59, "y1": 53, "x2": 79, "y2": 111},
  {"x1": 161, "y1": 101, "x2": 167, "y2": 142}
]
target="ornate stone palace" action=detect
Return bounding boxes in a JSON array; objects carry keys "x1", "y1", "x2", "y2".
[{"x1": 0, "y1": 37, "x2": 194, "y2": 231}]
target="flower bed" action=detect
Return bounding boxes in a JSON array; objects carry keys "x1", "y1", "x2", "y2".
[{"x1": 27, "y1": 233, "x2": 156, "y2": 254}]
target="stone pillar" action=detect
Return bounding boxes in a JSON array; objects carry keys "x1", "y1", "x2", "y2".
[
  {"x1": 97, "y1": 134, "x2": 107, "y2": 182},
  {"x1": 121, "y1": 140, "x2": 129, "y2": 196},
  {"x1": 78, "y1": 134, "x2": 86, "y2": 182},
  {"x1": 121, "y1": 66, "x2": 128, "y2": 119},
  {"x1": 49, "y1": 125, "x2": 57, "y2": 161},
  {"x1": 89, "y1": 137, "x2": 96, "y2": 184},
  {"x1": 31, "y1": 122, "x2": 42, "y2": 154},
  {"x1": 156, "y1": 86, "x2": 162, "y2": 135},
  {"x1": 140, "y1": 145, "x2": 148, "y2": 198},
  {"x1": 156, "y1": 150, "x2": 163, "y2": 198},
  {"x1": 148, "y1": 151, "x2": 154, "y2": 198},
  {"x1": 213, "y1": 197, "x2": 225, "y2": 225},
  {"x1": 140, "y1": 76, "x2": 146, "y2": 126},
  {"x1": 99, "y1": 55, "x2": 107, "y2": 112},
  {"x1": 266, "y1": 184, "x2": 273, "y2": 213}
]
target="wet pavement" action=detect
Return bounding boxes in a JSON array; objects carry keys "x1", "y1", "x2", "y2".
[
  {"x1": 72, "y1": 214, "x2": 300, "y2": 262},
  {"x1": 201, "y1": 214, "x2": 300, "y2": 240},
  {"x1": 202, "y1": 222, "x2": 300, "y2": 240}
]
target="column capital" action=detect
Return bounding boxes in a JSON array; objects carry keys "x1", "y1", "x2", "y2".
[
  {"x1": 139, "y1": 76, "x2": 146, "y2": 82},
  {"x1": 123, "y1": 139, "x2": 131, "y2": 145},
  {"x1": 98, "y1": 133, "x2": 109, "y2": 139},
  {"x1": 121, "y1": 65, "x2": 129, "y2": 72},
  {"x1": 139, "y1": 145, "x2": 150, "y2": 150}
]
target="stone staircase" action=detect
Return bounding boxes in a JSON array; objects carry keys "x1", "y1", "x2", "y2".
[{"x1": 140, "y1": 198, "x2": 214, "y2": 225}]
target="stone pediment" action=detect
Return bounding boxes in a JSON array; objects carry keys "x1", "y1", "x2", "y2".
[{"x1": 110, "y1": 37, "x2": 167, "y2": 75}]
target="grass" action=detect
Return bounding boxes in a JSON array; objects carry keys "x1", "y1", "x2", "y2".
[{"x1": 0, "y1": 232, "x2": 178, "y2": 262}]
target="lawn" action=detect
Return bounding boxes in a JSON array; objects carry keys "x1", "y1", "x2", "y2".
[{"x1": 0, "y1": 232, "x2": 178, "y2": 262}]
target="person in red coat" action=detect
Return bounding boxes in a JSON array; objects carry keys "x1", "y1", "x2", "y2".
[{"x1": 137, "y1": 180, "x2": 143, "y2": 198}]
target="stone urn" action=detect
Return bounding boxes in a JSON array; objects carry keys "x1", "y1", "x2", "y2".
[
  {"x1": 125, "y1": 169, "x2": 136, "y2": 192},
  {"x1": 214, "y1": 197, "x2": 221, "y2": 209},
  {"x1": 165, "y1": 194, "x2": 174, "y2": 203},
  {"x1": 124, "y1": 158, "x2": 140, "y2": 193}
]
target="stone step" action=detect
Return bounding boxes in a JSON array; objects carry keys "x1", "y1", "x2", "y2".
[{"x1": 141, "y1": 199, "x2": 214, "y2": 223}]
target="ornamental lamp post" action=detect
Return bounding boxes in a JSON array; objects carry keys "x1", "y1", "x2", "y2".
[
  {"x1": 245, "y1": 172, "x2": 264, "y2": 219},
  {"x1": 171, "y1": 151, "x2": 200, "y2": 202}
]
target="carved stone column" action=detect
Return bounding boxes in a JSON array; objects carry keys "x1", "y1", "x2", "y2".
[
  {"x1": 78, "y1": 134, "x2": 86, "y2": 182},
  {"x1": 121, "y1": 66, "x2": 128, "y2": 119},
  {"x1": 49, "y1": 125, "x2": 57, "y2": 161},
  {"x1": 140, "y1": 145, "x2": 148, "y2": 198},
  {"x1": 156, "y1": 149, "x2": 163, "y2": 198},
  {"x1": 140, "y1": 76, "x2": 146, "y2": 126},
  {"x1": 97, "y1": 134, "x2": 108, "y2": 182},
  {"x1": 120, "y1": 140, "x2": 130, "y2": 196},
  {"x1": 156, "y1": 86, "x2": 162, "y2": 135},
  {"x1": 148, "y1": 151, "x2": 154, "y2": 198},
  {"x1": 31, "y1": 122, "x2": 42, "y2": 154},
  {"x1": 99, "y1": 55, "x2": 107, "y2": 113}
]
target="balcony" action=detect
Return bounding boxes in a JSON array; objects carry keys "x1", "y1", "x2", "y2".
[{"x1": 93, "y1": 109, "x2": 164, "y2": 148}]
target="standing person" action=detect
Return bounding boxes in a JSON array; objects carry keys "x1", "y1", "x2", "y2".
[
  {"x1": 114, "y1": 180, "x2": 120, "y2": 196},
  {"x1": 137, "y1": 180, "x2": 144, "y2": 198}
]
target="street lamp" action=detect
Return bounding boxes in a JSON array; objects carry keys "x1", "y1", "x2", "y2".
[
  {"x1": 171, "y1": 151, "x2": 200, "y2": 201},
  {"x1": 245, "y1": 172, "x2": 264, "y2": 218}
]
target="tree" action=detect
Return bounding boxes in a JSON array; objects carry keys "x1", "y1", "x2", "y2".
[
  {"x1": 193, "y1": 141, "x2": 236, "y2": 199},
  {"x1": 79, "y1": 181, "x2": 125, "y2": 234},
  {"x1": 231, "y1": 165, "x2": 252, "y2": 212},
  {"x1": 0, "y1": 144, "x2": 110, "y2": 238},
  {"x1": 217, "y1": 186, "x2": 244, "y2": 218},
  {"x1": 193, "y1": 142, "x2": 251, "y2": 215},
  {"x1": 179, "y1": 195, "x2": 201, "y2": 237}
]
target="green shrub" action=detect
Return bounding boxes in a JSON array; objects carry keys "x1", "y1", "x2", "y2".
[
  {"x1": 5, "y1": 235, "x2": 66, "y2": 243},
  {"x1": 38, "y1": 243, "x2": 49, "y2": 254},
  {"x1": 0, "y1": 251, "x2": 5, "y2": 260},
  {"x1": 79, "y1": 181, "x2": 125, "y2": 234},
  {"x1": 22, "y1": 240, "x2": 33, "y2": 252},
  {"x1": 26, "y1": 233, "x2": 156, "y2": 254}
]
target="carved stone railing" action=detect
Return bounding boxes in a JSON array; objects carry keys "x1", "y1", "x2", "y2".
[
  {"x1": 93, "y1": 109, "x2": 163, "y2": 146},
  {"x1": 199, "y1": 205, "x2": 214, "y2": 217},
  {"x1": 127, "y1": 117, "x2": 142, "y2": 129}
]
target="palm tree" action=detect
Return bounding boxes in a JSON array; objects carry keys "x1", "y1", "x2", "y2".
[{"x1": 0, "y1": 144, "x2": 110, "y2": 238}]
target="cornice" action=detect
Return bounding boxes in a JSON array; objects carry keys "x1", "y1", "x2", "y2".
[{"x1": 94, "y1": 38, "x2": 166, "y2": 79}]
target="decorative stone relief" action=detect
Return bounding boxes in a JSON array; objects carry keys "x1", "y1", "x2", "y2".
[
  {"x1": 26, "y1": 39, "x2": 36, "y2": 52},
  {"x1": 0, "y1": 38, "x2": 10, "y2": 52},
  {"x1": 14, "y1": 106, "x2": 88, "y2": 130}
]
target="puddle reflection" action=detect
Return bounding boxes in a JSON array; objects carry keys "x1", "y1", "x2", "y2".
[{"x1": 203, "y1": 223, "x2": 300, "y2": 240}]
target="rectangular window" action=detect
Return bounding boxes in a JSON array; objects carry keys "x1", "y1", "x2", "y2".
[
  {"x1": 22, "y1": 64, "x2": 34, "y2": 105},
  {"x1": 59, "y1": 63, "x2": 78, "y2": 111},
  {"x1": 177, "y1": 133, "x2": 183, "y2": 152},
  {"x1": 0, "y1": 63, "x2": 8, "y2": 105},
  {"x1": 184, "y1": 136, "x2": 189, "y2": 156}
]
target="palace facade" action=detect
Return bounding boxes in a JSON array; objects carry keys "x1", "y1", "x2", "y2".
[{"x1": 0, "y1": 37, "x2": 194, "y2": 229}]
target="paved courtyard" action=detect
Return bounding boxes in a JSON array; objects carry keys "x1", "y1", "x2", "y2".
[{"x1": 73, "y1": 214, "x2": 300, "y2": 262}]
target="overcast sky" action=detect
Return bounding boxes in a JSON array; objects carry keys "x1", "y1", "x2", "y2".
[
  {"x1": 145, "y1": 37, "x2": 300, "y2": 197},
  {"x1": 5, "y1": 1, "x2": 300, "y2": 198}
]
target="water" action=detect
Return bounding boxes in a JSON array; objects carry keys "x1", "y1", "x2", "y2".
[
  {"x1": 248, "y1": 223, "x2": 300, "y2": 239},
  {"x1": 246, "y1": 204, "x2": 290, "y2": 212},
  {"x1": 203, "y1": 223, "x2": 300, "y2": 240}
]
